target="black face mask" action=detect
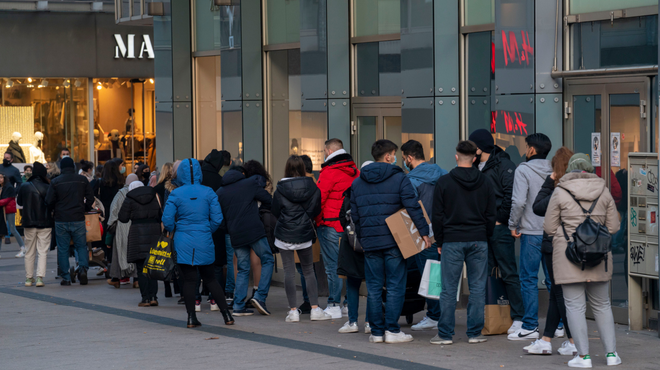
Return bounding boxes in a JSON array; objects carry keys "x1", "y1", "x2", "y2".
[
  {"x1": 474, "y1": 153, "x2": 482, "y2": 165},
  {"x1": 2, "y1": 159, "x2": 11, "y2": 167}
]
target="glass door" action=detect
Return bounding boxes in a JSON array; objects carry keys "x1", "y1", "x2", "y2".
[
  {"x1": 566, "y1": 76, "x2": 651, "y2": 325},
  {"x1": 352, "y1": 105, "x2": 401, "y2": 167}
]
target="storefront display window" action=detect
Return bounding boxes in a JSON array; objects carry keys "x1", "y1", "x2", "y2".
[
  {"x1": 266, "y1": 0, "x2": 300, "y2": 45},
  {"x1": 353, "y1": 0, "x2": 400, "y2": 37},
  {"x1": 569, "y1": 0, "x2": 656, "y2": 14},
  {"x1": 194, "y1": 0, "x2": 223, "y2": 52},
  {"x1": 0, "y1": 78, "x2": 89, "y2": 163},
  {"x1": 356, "y1": 40, "x2": 401, "y2": 97},
  {"x1": 465, "y1": 0, "x2": 495, "y2": 26}
]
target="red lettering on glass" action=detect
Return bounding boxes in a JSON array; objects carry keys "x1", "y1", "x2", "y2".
[
  {"x1": 501, "y1": 30, "x2": 534, "y2": 67},
  {"x1": 491, "y1": 111, "x2": 497, "y2": 133},
  {"x1": 491, "y1": 110, "x2": 530, "y2": 136},
  {"x1": 514, "y1": 112, "x2": 527, "y2": 135},
  {"x1": 491, "y1": 42, "x2": 495, "y2": 74},
  {"x1": 503, "y1": 111, "x2": 514, "y2": 132},
  {"x1": 521, "y1": 31, "x2": 534, "y2": 66}
]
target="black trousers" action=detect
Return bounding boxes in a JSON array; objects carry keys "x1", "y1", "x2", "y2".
[
  {"x1": 179, "y1": 264, "x2": 228, "y2": 314},
  {"x1": 135, "y1": 261, "x2": 158, "y2": 301},
  {"x1": 488, "y1": 224, "x2": 525, "y2": 321},
  {"x1": 542, "y1": 252, "x2": 572, "y2": 339}
]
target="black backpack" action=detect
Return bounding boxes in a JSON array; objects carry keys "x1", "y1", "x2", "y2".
[
  {"x1": 561, "y1": 190, "x2": 611, "y2": 271},
  {"x1": 339, "y1": 188, "x2": 363, "y2": 253}
]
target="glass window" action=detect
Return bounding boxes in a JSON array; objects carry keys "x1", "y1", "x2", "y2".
[
  {"x1": 356, "y1": 40, "x2": 401, "y2": 96},
  {"x1": 194, "y1": 56, "x2": 244, "y2": 165},
  {"x1": 570, "y1": 0, "x2": 656, "y2": 14},
  {"x1": 572, "y1": 15, "x2": 658, "y2": 69},
  {"x1": 466, "y1": 32, "x2": 496, "y2": 138},
  {"x1": 354, "y1": 0, "x2": 400, "y2": 37},
  {"x1": 465, "y1": 0, "x2": 495, "y2": 26},
  {"x1": 299, "y1": 102, "x2": 328, "y2": 176},
  {"x1": 266, "y1": 0, "x2": 300, "y2": 45},
  {"x1": 194, "y1": 0, "x2": 222, "y2": 52},
  {"x1": 1, "y1": 78, "x2": 89, "y2": 163}
]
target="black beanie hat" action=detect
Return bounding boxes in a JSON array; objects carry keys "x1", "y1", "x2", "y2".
[
  {"x1": 468, "y1": 129, "x2": 495, "y2": 154},
  {"x1": 32, "y1": 162, "x2": 48, "y2": 181},
  {"x1": 60, "y1": 157, "x2": 75, "y2": 170}
]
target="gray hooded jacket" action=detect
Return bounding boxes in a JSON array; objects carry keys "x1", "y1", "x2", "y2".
[{"x1": 508, "y1": 159, "x2": 552, "y2": 235}]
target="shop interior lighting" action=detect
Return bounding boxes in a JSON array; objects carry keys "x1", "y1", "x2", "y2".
[
  {"x1": 96, "y1": 84, "x2": 103, "y2": 90},
  {"x1": 63, "y1": 80, "x2": 70, "y2": 88},
  {"x1": 74, "y1": 79, "x2": 81, "y2": 87},
  {"x1": 5, "y1": 79, "x2": 13, "y2": 88},
  {"x1": 27, "y1": 78, "x2": 32, "y2": 83},
  {"x1": 40, "y1": 79, "x2": 48, "y2": 87},
  {"x1": 149, "y1": 78, "x2": 154, "y2": 84}
]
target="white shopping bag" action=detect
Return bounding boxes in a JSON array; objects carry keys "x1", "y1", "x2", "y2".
[{"x1": 418, "y1": 259, "x2": 442, "y2": 300}]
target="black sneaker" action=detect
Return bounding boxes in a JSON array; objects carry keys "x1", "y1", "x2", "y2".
[
  {"x1": 232, "y1": 308, "x2": 254, "y2": 316},
  {"x1": 246, "y1": 289, "x2": 257, "y2": 308},
  {"x1": 78, "y1": 269, "x2": 88, "y2": 285},
  {"x1": 60, "y1": 280, "x2": 72, "y2": 286},
  {"x1": 250, "y1": 298, "x2": 271, "y2": 316},
  {"x1": 177, "y1": 297, "x2": 185, "y2": 305},
  {"x1": 225, "y1": 292, "x2": 234, "y2": 306},
  {"x1": 299, "y1": 301, "x2": 312, "y2": 315}
]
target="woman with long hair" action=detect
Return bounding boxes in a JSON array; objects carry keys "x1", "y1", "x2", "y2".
[
  {"x1": 523, "y1": 147, "x2": 576, "y2": 356},
  {"x1": 153, "y1": 162, "x2": 173, "y2": 204},
  {"x1": 99, "y1": 159, "x2": 126, "y2": 265},
  {"x1": 544, "y1": 153, "x2": 621, "y2": 367},
  {"x1": 79, "y1": 160, "x2": 94, "y2": 182},
  {"x1": 137, "y1": 164, "x2": 151, "y2": 186}
]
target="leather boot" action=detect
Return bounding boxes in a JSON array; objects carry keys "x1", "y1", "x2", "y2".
[
  {"x1": 221, "y1": 309, "x2": 234, "y2": 325},
  {"x1": 187, "y1": 312, "x2": 202, "y2": 328}
]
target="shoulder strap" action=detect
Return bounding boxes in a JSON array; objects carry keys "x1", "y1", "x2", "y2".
[{"x1": 564, "y1": 189, "x2": 600, "y2": 215}]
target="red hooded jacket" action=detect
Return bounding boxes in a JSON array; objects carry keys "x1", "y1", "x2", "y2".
[
  {"x1": 0, "y1": 185, "x2": 17, "y2": 214},
  {"x1": 595, "y1": 167, "x2": 622, "y2": 207},
  {"x1": 315, "y1": 152, "x2": 359, "y2": 232}
]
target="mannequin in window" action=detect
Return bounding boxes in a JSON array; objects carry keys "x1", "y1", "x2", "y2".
[
  {"x1": 109, "y1": 129, "x2": 121, "y2": 158},
  {"x1": 125, "y1": 108, "x2": 135, "y2": 134},
  {"x1": 29, "y1": 131, "x2": 46, "y2": 164},
  {"x1": 8, "y1": 132, "x2": 26, "y2": 163}
]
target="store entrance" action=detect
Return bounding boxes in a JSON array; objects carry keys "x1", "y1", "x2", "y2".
[
  {"x1": 565, "y1": 76, "x2": 656, "y2": 326},
  {"x1": 352, "y1": 103, "x2": 402, "y2": 167}
]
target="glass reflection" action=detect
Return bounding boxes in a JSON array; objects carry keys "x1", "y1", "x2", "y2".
[{"x1": 356, "y1": 40, "x2": 401, "y2": 97}]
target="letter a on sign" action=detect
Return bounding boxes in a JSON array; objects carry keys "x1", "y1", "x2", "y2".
[{"x1": 139, "y1": 35, "x2": 155, "y2": 59}]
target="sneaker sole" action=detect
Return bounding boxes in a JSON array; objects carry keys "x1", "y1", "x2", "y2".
[
  {"x1": 430, "y1": 340, "x2": 453, "y2": 345},
  {"x1": 508, "y1": 334, "x2": 539, "y2": 341},
  {"x1": 233, "y1": 312, "x2": 254, "y2": 316},
  {"x1": 558, "y1": 350, "x2": 578, "y2": 356},
  {"x1": 469, "y1": 339, "x2": 488, "y2": 344},
  {"x1": 338, "y1": 329, "x2": 359, "y2": 334},
  {"x1": 36, "y1": 284, "x2": 44, "y2": 287},
  {"x1": 310, "y1": 317, "x2": 332, "y2": 321},
  {"x1": 411, "y1": 326, "x2": 436, "y2": 331},
  {"x1": 250, "y1": 299, "x2": 270, "y2": 316},
  {"x1": 210, "y1": 306, "x2": 220, "y2": 311},
  {"x1": 524, "y1": 349, "x2": 552, "y2": 354},
  {"x1": 369, "y1": 338, "x2": 384, "y2": 343},
  {"x1": 385, "y1": 339, "x2": 414, "y2": 344},
  {"x1": 195, "y1": 306, "x2": 201, "y2": 312}
]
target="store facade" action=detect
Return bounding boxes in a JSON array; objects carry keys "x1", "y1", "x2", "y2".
[{"x1": 0, "y1": 11, "x2": 155, "y2": 169}]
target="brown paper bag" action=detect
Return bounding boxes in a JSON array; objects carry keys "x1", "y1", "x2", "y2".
[
  {"x1": 482, "y1": 304, "x2": 513, "y2": 335},
  {"x1": 295, "y1": 240, "x2": 321, "y2": 263},
  {"x1": 85, "y1": 213, "x2": 102, "y2": 242}
]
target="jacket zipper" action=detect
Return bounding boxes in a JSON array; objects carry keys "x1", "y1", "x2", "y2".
[{"x1": 191, "y1": 248, "x2": 195, "y2": 264}]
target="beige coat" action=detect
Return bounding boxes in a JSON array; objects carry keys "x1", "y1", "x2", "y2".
[{"x1": 544, "y1": 172, "x2": 620, "y2": 285}]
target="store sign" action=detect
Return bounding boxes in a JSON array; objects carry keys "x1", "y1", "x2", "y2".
[
  {"x1": 490, "y1": 110, "x2": 530, "y2": 136},
  {"x1": 501, "y1": 31, "x2": 534, "y2": 67},
  {"x1": 114, "y1": 34, "x2": 154, "y2": 59}
]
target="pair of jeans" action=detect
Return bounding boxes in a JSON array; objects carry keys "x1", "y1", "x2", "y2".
[
  {"x1": 233, "y1": 237, "x2": 274, "y2": 310},
  {"x1": 542, "y1": 251, "x2": 572, "y2": 339},
  {"x1": 24, "y1": 228, "x2": 51, "y2": 279},
  {"x1": 487, "y1": 224, "x2": 524, "y2": 321},
  {"x1": 364, "y1": 246, "x2": 407, "y2": 337},
  {"x1": 519, "y1": 234, "x2": 550, "y2": 330},
  {"x1": 55, "y1": 221, "x2": 88, "y2": 282},
  {"x1": 414, "y1": 244, "x2": 441, "y2": 321},
  {"x1": 225, "y1": 235, "x2": 235, "y2": 294},
  {"x1": 179, "y1": 264, "x2": 228, "y2": 314},
  {"x1": 6, "y1": 213, "x2": 25, "y2": 248},
  {"x1": 437, "y1": 241, "x2": 488, "y2": 340},
  {"x1": 295, "y1": 263, "x2": 311, "y2": 303},
  {"x1": 563, "y1": 282, "x2": 616, "y2": 356},
  {"x1": 346, "y1": 276, "x2": 369, "y2": 324},
  {"x1": 317, "y1": 226, "x2": 343, "y2": 305},
  {"x1": 135, "y1": 260, "x2": 158, "y2": 301},
  {"x1": 281, "y1": 247, "x2": 318, "y2": 308}
]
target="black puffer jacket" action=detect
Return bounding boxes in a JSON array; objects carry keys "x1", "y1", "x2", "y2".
[
  {"x1": 533, "y1": 174, "x2": 555, "y2": 253},
  {"x1": 45, "y1": 168, "x2": 94, "y2": 222},
  {"x1": 17, "y1": 177, "x2": 52, "y2": 228},
  {"x1": 480, "y1": 146, "x2": 516, "y2": 224},
  {"x1": 201, "y1": 150, "x2": 226, "y2": 266},
  {"x1": 272, "y1": 177, "x2": 321, "y2": 244},
  {"x1": 118, "y1": 186, "x2": 162, "y2": 263}
]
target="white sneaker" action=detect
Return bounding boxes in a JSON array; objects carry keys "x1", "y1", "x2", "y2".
[
  {"x1": 341, "y1": 305, "x2": 348, "y2": 317},
  {"x1": 310, "y1": 307, "x2": 333, "y2": 321},
  {"x1": 369, "y1": 335, "x2": 384, "y2": 343},
  {"x1": 364, "y1": 323, "x2": 371, "y2": 334},
  {"x1": 523, "y1": 339, "x2": 552, "y2": 355},
  {"x1": 555, "y1": 327, "x2": 565, "y2": 338},
  {"x1": 468, "y1": 335, "x2": 487, "y2": 344},
  {"x1": 324, "y1": 305, "x2": 342, "y2": 319},
  {"x1": 558, "y1": 341, "x2": 577, "y2": 356},
  {"x1": 411, "y1": 316, "x2": 438, "y2": 331},
  {"x1": 508, "y1": 320, "x2": 523, "y2": 334},
  {"x1": 508, "y1": 327, "x2": 539, "y2": 341},
  {"x1": 15, "y1": 249, "x2": 25, "y2": 258},
  {"x1": 338, "y1": 321, "x2": 359, "y2": 333},
  {"x1": 195, "y1": 301, "x2": 201, "y2": 312},
  {"x1": 568, "y1": 355, "x2": 592, "y2": 368},
  {"x1": 210, "y1": 300, "x2": 219, "y2": 311},
  {"x1": 384, "y1": 330, "x2": 413, "y2": 343},
  {"x1": 285, "y1": 309, "x2": 300, "y2": 322},
  {"x1": 606, "y1": 352, "x2": 621, "y2": 366}
]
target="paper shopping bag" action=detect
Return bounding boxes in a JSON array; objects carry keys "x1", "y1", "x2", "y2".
[
  {"x1": 481, "y1": 268, "x2": 513, "y2": 335},
  {"x1": 418, "y1": 259, "x2": 442, "y2": 300},
  {"x1": 85, "y1": 213, "x2": 102, "y2": 242}
]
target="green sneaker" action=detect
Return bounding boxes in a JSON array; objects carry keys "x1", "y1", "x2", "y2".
[
  {"x1": 36, "y1": 277, "x2": 45, "y2": 287},
  {"x1": 25, "y1": 278, "x2": 35, "y2": 287}
]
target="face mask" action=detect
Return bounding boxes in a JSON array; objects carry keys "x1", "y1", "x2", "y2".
[
  {"x1": 475, "y1": 153, "x2": 482, "y2": 164},
  {"x1": 391, "y1": 155, "x2": 397, "y2": 166},
  {"x1": 25, "y1": 172, "x2": 32, "y2": 178},
  {"x1": 120, "y1": 166, "x2": 126, "y2": 174},
  {"x1": 3, "y1": 159, "x2": 10, "y2": 166},
  {"x1": 62, "y1": 155, "x2": 70, "y2": 159},
  {"x1": 403, "y1": 159, "x2": 411, "y2": 172}
]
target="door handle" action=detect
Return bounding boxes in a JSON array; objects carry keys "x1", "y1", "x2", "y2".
[{"x1": 351, "y1": 120, "x2": 356, "y2": 135}]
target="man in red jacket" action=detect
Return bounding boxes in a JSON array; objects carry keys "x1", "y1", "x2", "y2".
[{"x1": 316, "y1": 138, "x2": 359, "y2": 319}]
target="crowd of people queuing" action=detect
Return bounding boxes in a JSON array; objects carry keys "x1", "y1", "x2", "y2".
[{"x1": 0, "y1": 130, "x2": 626, "y2": 368}]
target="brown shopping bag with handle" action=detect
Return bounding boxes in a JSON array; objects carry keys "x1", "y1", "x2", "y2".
[
  {"x1": 482, "y1": 268, "x2": 513, "y2": 335},
  {"x1": 85, "y1": 212, "x2": 102, "y2": 242}
]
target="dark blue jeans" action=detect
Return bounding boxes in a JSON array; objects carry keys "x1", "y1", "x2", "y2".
[
  {"x1": 346, "y1": 276, "x2": 369, "y2": 324},
  {"x1": 415, "y1": 244, "x2": 441, "y2": 321},
  {"x1": 437, "y1": 241, "x2": 488, "y2": 340},
  {"x1": 318, "y1": 226, "x2": 343, "y2": 305},
  {"x1": 364, "y1": 246, "x2": 407, "y2": 337},
  {"x1": 520, "y1": 234, "x2": 550, "y2": 330},
  {"x1": 233, "y1": 237, "x2": 274, "y2": 311},
  {"x1": 55, "y1": 221, "x2": 88, "y2": 282}
]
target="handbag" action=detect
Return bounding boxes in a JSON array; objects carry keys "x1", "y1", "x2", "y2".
[
  {"x1": 144, "y1": 230, "x2": 177, "y2": 281},
  {"x1": 482, "y1": 268, "x2": 513, "y2": 335},
  {"x1": 418, "y1": 259, "x2": 442, "y2": 300},
  {"x1": 85, "y1": 212, "x2": 103, "y2": 242}
]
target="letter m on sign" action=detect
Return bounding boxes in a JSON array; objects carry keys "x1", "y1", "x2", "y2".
[
  {"x1": 501, "y1": 31, "x2": 519, "y2": 66},
  {"x1": 114, "y1": 34, "x2": 135, "y2": 59}
]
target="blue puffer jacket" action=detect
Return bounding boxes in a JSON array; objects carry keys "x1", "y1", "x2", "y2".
[
  {"x1": 350, "y1": 162, "x2": 429, "y2": 252},
  {"x1": 162, "y1": 158, "x2": 223, "y2": 266}
]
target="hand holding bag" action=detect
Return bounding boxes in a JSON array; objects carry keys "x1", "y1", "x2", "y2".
[
  {"x1": 418, "y1": 259, "x2": 442, "y2": 300},
  {"x1": 144, "y1": 230, "x2": 177, "y2": 281}
]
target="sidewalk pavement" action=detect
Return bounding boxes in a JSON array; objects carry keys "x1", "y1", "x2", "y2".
[{"x1": 1, "y1": 239, "x2": 658, "y2": 370}]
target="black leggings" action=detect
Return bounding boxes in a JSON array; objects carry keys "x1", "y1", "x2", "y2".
[
  {"x1": 543, "y1": 252, "x2": 572, "y2": 339},
  {"x1": 179, "y1": 264, "x2": 228, "y2": 314}
]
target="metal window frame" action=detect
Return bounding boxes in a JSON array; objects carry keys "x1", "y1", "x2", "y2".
[{"x1": 566, "y1": 5, "x2": 657, "y2": 24}]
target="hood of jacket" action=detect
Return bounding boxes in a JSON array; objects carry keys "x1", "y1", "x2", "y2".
[
  {"x1": 177, "y1": 158, "x2": 203, "y2": 186},
  {"x1": 449, "y1": 167, "x2": 485, "y2": 191},
  {"x1": 482, "y1": 146, "x2": 510, "y2": 172},
  {"x1": 519, "y1": 159, "x2": 552, "y2": 181},
  {"x1": 204, "y1": 149, "x2": 223, "y2": 172},
  {"x1": 408, "y1": 162, "x2": 446, "y2": 186},
  {"x1": 360, "y1": 162, "x2": 403, "y2": 184},
  {"x1": 126, "y1": 186, "x2": 157, "y2": 205},
  {"x1": 557, "y1": 172, "x2": 606, "y2": 202},
  {"x1": 277, "y1": 177, "x2": 317, "y2": 203},
  {"x1": 222, "y1": 169, "x2": 246, "y2": 186},
  {"x1": 321, "y1": 153, "x2": 358, "y2": 173}
]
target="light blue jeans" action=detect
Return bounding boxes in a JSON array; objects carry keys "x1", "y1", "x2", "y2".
[
  {"x1": 232, "y1": 237, "x2": 274, "y2": 311},
  {"x1": 317, "y1": 226, "x2": 344, "y2": 305},
  {"x1": 7, "y1": 213, "x2": 25, "y2": 247},
  {"x1": 520, "y1": 234, "x2": 550, "y2": 330}
]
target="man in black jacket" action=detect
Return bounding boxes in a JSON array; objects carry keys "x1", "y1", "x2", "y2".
[
  {"x1": 431, "y1": 140, "x2": 496, "y2": 345},
  {"x1": 1, "y1": 152, "x2": 22, "y2": 188},
  {"x1": 468, "y1": 129, "x2": 524, "y2": 333},
  {"x1": 17, "y1": 162, "x2": 52, "y2": 287},
  {"x1": 216, "y1": 167, "x2": 274, "y2": 316},
  {"x1": 46, "y1": 157, "x2": 94, "y2": 286}
]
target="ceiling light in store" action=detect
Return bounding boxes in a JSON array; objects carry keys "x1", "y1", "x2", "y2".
[
  {"x1": 56, "y1": 86, "x2": 60, "y2": 90},
  {"x1": 27, "y1": 78, "x2": 32, "y2": 83},
  {"x1": 149, "y1": 78, "x2": 154, "y2": 84},
  {"x1": 96, "y1": 84, "x2": 102, "y2": 90},
  {"x1": 74, "y1": 79, "x2": 81, "y2": 88},
  {"x1": 5, "y1": 79, "x2": 13, "y2": 88},
  {"x1": 63, "y1": 80, "x2": 70, "y2": 88},
  {"x1": 40, "y1": 79, "x2": 48, "y2": 87}
]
